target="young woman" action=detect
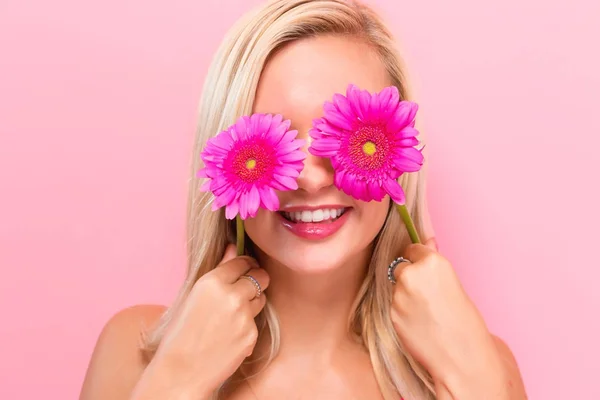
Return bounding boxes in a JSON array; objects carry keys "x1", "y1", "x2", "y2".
[{"x1": 80, "y1": 1, "x2": 527, "y2": 399}]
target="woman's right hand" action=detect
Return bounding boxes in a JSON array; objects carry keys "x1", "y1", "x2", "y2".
[{"x1": 131, "y1": 244, "x2": 270, "y2": 399}]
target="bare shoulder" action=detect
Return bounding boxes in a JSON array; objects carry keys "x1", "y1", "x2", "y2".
[
  {"x1": 79, "y1": 304, "x2": 167, "y2": 400},
  {"x1": 491, "y1": 334, "x2": 528, "y2": 397},
  {"x1": 491, "y1": 334, "x2": 519, "y2": 365}
]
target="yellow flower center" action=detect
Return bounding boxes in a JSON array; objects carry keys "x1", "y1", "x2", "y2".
[
  {"x1": 362, "y1": 141, "x2": 377, "y2": 156},
  {"x1": 246, "y1": 159, "x2": 257, "y2": 169}
]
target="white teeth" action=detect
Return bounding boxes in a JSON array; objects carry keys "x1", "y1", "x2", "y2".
[
  {"x1": 312, "y1": 209, "x2": 324, "y2": 222},
  {"x1": 283, "y1": 208, "x2": 346, "y2": 223},
  {"x1": 301, "y1": 211, "x2": 312, "y2": 222}
]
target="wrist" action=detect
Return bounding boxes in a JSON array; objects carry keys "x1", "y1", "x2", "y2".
[{"x1": 435, "y1": 336, "x2": 510, "y2": 400}]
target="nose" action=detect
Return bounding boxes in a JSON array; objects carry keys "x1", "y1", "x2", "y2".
[{"x1": 296, "y1": 150, "x2": 335, "y2": 194}]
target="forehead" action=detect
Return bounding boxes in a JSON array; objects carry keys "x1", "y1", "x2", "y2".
[{"x1": 253, "y1": 35, "x2": 391, "y2": 124}]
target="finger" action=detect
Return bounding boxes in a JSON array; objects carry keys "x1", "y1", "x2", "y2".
[
  {"x1": 215, "y1": 256, "x2": 259, "y2": 283},
  {"x1": 249, "y1": 293, "x2": 267, "y2": 317},
  {"x1": 218, "y1": 244, "x2": 238, "y2": 265},
  {"x1": 402, "y1": 243, "x2": 436, "y2": 263},
  {"x1": 424, "y1": 236, "x2": 439, "y2": 252},
  {"x1": 393, "y1": 243, "x2": 434, "y2": 282},
  {"x1": 233, "y1": 268, "x2": 270, "y2": 300},
  {"x1": 392, "y1": 257, "x2": 414, "y2": 283}
]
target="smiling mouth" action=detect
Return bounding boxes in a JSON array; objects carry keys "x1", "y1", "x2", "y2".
[{"x1": 279, "y1": 207, "x2": 349, "y2": 223}]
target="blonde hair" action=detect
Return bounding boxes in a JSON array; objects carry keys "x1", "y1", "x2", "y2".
[{"x1": 143, "y1": 0, "x2": 437, "y2": 399}]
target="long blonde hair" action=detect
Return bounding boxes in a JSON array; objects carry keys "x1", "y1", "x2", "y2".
[{"x1": 143, "y1": 1, "x2": 437, "y2": 398}]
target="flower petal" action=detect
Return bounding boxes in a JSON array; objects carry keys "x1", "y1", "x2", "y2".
[
  {"x1": 210, "y1": 175, "x2": 230, "y2": 194},
  {"x1": 382, "y1": 86, "x2": 400, "y2": 114},
  {"x1": 238, "y1": 193, "x2": 249, "y2": 220},
  {"x1": 279, "y1": 128, "x2": 299, "y2": 145},
  {"x1": 246, "y1": 185, "x2": 260, "y2": 217},
  {"x1": 387, "y1": 102, "x2": 418, "y2": 133},
  {"x1": 308, "y1": 138, "x2": 340, "y2": 156},
  {"x1": 367, "y1": 92, "x2": 380, "y2": 120},
  {"x1": 353, "y1": 179, "x2": 370, "y2": 201},
  {"x1": 235, "y1": 116, "x2": 251, "y2": 140},
  {"x1": 267, "y1": 118, "x2": 290, "y2": 145},
  {"x1": 333, "y1": 93, "x2": 356, "y2": 121},
  {"x1": 324, "y1": 109, "x2": 354, "y2": 131},
  {"x1": 273, "y1": 174, "x2": 298, "y2": 190},
  {"x1": 225, "y1": 200, "x2": 239, "y2": 219},
  {"x1": 347, "y1": 84, "x2": 364, "y2": 120},
  {"x1": 309, "y1": 122, "x2": 325, "y2": 139},
  {"x1": 334, "y1": 168, "x2": 346, "y2": 190},
  {"x1": 378, "y1": 86, "x2": 394, "y2": 110},
  {"x1": 274, "y1": 165, "x2": 301, "y2": 178},
  {"x1": 199, "y1": 179, "x2": 211, "y2": 192},
  {"x1": 273, "y1": 119, "x2": 292, "y2": 145},
  {"x1": 270, "y1": 179, "x2": 288, "y2": 191},
  {"x1": 279, "y1": 150, "x2": 306, "y2": 162},
  {"x1": 395, "y1": 136, "x2": 420, "y2": 147},
  {"x1": 383, "y1": 178, "x2": 406, "y2": 204},
  {"x1": 259, "y1": 186, "x2": 279, "y2": 211},
  {"x1": 214, "y1": 187, "x2": 236, "y2": 208},
  {"x1": 359, "y1": 90, "x2": 371, "y2": 120},
  {"x1": 396, "y1": 147, "x2": 425, "y2": 163},
  {"x1": 275, "y1": 139, "x2": 303, "y2": 156},
  {"x1": 249, "y1": 114, "x2": 262, "y2": 139},
  {"x1": 367, "y1": 180, "x2": 385, "y2": 201},
  {"x1": 258, "y1": 114, "x2": 272, "y2": 137}
]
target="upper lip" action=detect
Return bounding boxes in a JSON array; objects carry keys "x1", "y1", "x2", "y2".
[{"x1": 279, "y1": 204, "x2": 350, "y2": 212}]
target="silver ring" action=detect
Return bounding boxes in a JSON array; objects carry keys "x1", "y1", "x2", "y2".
[
  {"x1": 387, "y1": 257, "x2": 412, "y2": 284},
  {"x1": 240, "y1": 274, "x2": 262, "y2": 298}
]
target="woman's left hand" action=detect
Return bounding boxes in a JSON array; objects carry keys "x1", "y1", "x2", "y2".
[{"x1": 390, "y1": 240, "x2": 522, "y2": 400}]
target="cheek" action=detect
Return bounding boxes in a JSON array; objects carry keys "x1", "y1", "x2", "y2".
[
  {"x1": 243, "y1": 208, "x2": 274, "y2": 245},
  {"x1": 356, "y1": 198, "x2": 390, "y2": 236}
]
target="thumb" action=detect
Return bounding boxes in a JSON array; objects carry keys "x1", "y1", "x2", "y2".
[
  {"x1": 218, "y1": 243, "x2": 238, "y2": 265},
  {"x1": 424, "y1": 237, "x2": 439, "y2": 252}
]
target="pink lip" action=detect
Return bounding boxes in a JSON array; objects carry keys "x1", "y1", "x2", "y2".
[{"x1": 277, "y1": 208, "x2": 352, "y2": 240}]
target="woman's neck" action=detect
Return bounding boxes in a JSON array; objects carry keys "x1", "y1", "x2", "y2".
[{"x1": 253, "y1": 246, "x2": 371, "y2": 359}]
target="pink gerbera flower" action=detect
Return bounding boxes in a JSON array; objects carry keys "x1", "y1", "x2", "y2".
[
  {"x1": 308, "y1": 84, "x2": 424, "y2": 205},
  {"x1": 198, "y1": 113, "x2": 306, "y2": 220}
]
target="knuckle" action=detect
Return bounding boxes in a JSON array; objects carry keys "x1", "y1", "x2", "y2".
[
  {"x1": 244, "y1": 324, "x2": 259, "y2": 347},
  {"x1": 227, "y1": 292, "x2": 245, "y2": 311},
  {"x1": 398, "y1": 264, "x2": 418, "y2": 288},
  {"x1": 422, "y1": 252, "x2": 438, "y2": 264},
  {"x1": 194, "y1": 274, "x2": 220, "y2": 296},
  {"x1": 238, "y1": 256, "x2": 259, "y2": 269},
  {"x1": 423, "y1": 252, "x2": 444, "y2": 267},
  {"x1": 259, "y1": 270, "x2": 270, "y2": 288}
]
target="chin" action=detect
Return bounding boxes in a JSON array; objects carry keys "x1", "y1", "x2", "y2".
[
  {"x1": 245, "y1": 209, "x2": 374, "y2": 274},
  {"x1": 267, "y1": 243, "x2": 352, "y2": 274}
]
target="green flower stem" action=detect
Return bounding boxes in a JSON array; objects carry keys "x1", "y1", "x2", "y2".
[
  {"x1": 236, "y1": 215, "x2": 245, "y2": 256},
  {"x1": 396, "y1": 203, "x2": 421, "y2": 244}
]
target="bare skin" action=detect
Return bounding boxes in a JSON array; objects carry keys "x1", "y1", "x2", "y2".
[{"x1": 80, "y1": 35, "x2": 527, "y2": 400}]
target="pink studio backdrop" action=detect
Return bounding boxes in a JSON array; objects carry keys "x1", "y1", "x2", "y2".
[{"x1": 0, "y1": 0, "x2": 598, "y2": 398}]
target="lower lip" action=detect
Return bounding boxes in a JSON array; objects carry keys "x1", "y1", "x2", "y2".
[{"x1": 278, "y1": 209, "x2": 351, "y2": 240}]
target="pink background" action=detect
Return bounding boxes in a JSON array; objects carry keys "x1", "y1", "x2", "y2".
[{"x1": 1, "y1": 0, "x2": 598, "y2": 398}]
